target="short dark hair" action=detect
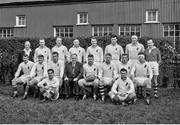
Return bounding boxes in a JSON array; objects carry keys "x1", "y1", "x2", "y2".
[
  {"x1": 48, "y1": 69, "x2": 54, "y2": 73},
  {"x1": 91, "y1": 37, "x2": 97, "y2": 40},
  {"x1": 38, "y1": 54, "x2": 44, "y2": 58},
  {"x1": 110, "y1": 34, "x2": 117, "y2": 39},
  {"x1": 52, "y1": 51, "x2": 59, "y2": 56},
  {"x1": 120, "y1": 68, "x2": 127, "y2": 73},
  {"x1": 105, "y1": 53, "x2": 112, "y2": 57},
  {"x1": 23, "y1": 54, "x2": 29, "y2": 58},
  {"x1": 88, "y1": 54, "x2": 94, "y2": 58},
  {"x1": 122, "y1": 53, "x2": 129, "y2": 58}
]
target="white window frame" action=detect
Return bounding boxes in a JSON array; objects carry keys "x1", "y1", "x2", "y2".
[
  {"x1": 92, "y1": 25, "x2": 113, "y2": 36},
  {"x1": 145, "y1": 10, "x2": 159, "y2": 23},
  {"x1": 163, "y1": 24, "x2": 180, "y2": 48},
  {"x1": 77, "y1": 12, "x2": 88, "y2": 25},
  {"x1": 15, "y1": 15, "x2": 26, "y2": 27},
  {"x1": 53, "y1": 26, "x2": 73, "y2": 38},
  {"x1": 0, "y1": 28, "x2": 14, "y2": 38},
  {"x1": 118, "y1": 25, "x2": 141, "y2": 37}
]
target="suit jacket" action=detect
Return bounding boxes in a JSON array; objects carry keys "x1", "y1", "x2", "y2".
[
  {"x1": 17, "y1": 49, "x2": 34, "y2": 65},
  {"x1": 64, "y1": 61, "x2": 83, "y2": 79}
]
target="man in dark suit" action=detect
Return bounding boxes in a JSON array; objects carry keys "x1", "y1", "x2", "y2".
[
  {"x1": 64, "y1": 53, "x2": 83, "y2": 100},
  {"x1": 17, "y1": 41, "x2": 34, "y2": 65}
]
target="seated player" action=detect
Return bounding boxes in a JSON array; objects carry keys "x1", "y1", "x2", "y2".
[
  {"x1": 78, "y1": 54, "x2": 99, "y2": 100},
  {"x1": 38, "y1": 69, "x2": 60, "y2": 102},
  {"x1": 98, "y1": 53, "x2": 118, "y2": 102},
  {"x1": 23, "y1": 54, "x2": 48, "y2": 99},
  {"x1": 117, "y1": 53, "x2": 132, "y2": 78},
  {"x1": 131, "y1": 52, "x2": 153, "y2": 105},
  {"x1": 12, "y1": 54, "x2": 34, "y2": 98},
  {"x1": 48, "y1": 52, "x2": 64, "y2": 90},
  {"x1": 109, "y1": 68, "x2": 136, "y2": 106}
]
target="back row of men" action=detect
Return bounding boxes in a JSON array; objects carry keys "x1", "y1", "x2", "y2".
[{"x1": 12, "y1": 35, "x2": 161, "y2": 105}]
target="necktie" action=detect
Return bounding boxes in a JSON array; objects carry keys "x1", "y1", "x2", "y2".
[{"x1": 72, "y1": 63, "x2": 75, "y2": 75}]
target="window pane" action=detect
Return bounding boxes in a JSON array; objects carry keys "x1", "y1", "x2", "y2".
[
  {"x1": 136, "y1": 32, "x2": 140, "y2": 37},
  {"x1": 170, "y1": 25, "x2": 174, "y2": 30},
  {"x1": 170, "y1": 31, "x2": 174, "y2": 36},
  {"x1": 125, "y1": 26, "x2": 129, "y2": 31},
  {"x1": 175, "y1": 31, "x2": 180, "y2": 37},
  {"x1": 175, "y1": 25, "x2": 180, "y2": 31},
  {"x1": 164, "y1": 25, "x2": 168, "y2": 31},
  {"x1": 131, "y1": 26, "x2": 135, "y2": 31},
  {"x1": 136, "y1": 26, "x2": 140, "y2": 32},
  {"x1": 120, "y1": 26, "x2": 124, "y2": 32},
  {"x1": 164, "y1": 31, "x2": 169, "y2": 36}
]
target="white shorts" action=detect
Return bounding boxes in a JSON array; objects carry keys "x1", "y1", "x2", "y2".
[
  {"x1": 133, "y1": 77, "x2": 151, "y2": 88},
  {"x1": 100, "y1": 77, "x2": 114, "y2": 86},
  {"x1": 19, "y1": 75, "x2": 31, "y2": 83},
  {"x1": 33, "y1": 76, "x2": 44, "y2": 83},
  {"x1": 148, "y1": 62, "x2": 159, "y2": 76},
  {"x1": 78, "y1": 78, "x2": 99, "y2": 87}
]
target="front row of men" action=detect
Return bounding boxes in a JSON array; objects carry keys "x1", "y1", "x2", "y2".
[{"x1": 12, "y1": 51, "x2": 153, "y2": 105}]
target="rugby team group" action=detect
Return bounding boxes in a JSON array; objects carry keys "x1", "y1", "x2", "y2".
[{"x1": 11, "y1": 35, "x2": 161, "y2": 106}]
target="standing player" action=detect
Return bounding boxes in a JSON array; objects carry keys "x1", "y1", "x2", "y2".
[
  {"x1": 144, "y1": 39, "x2": 161, "y2": 99},
  {"x1": 125, "y1": 35, "x2": 144, "y2": 66},
  {"x1": 117, "y1": 53, "x2": 132, "y2": 78},
  {"x1": 86, "y1": 37, "x2": 103, "y2": 65},
  {"x1": 34, "y1": 38, "x2": 51, "y2": 63},
  {"x1": 51, "y1": 37, "x2": 68, "y2": 68},
  {"x1": 98, "y1": 53, "x2": 118, "y2": 102},
  {"x1": 105, "y1": 35, "x2": 124, "y2": 69},
  {"x1": 12, "y1": 54, "x2": 34, "y2": 98},
  {"x1": 131, "y1": 52, "x2": 153, "y2": 105},
  {"x1": 68, "y1": 39, "x2": 86, "y2": 63},
  {"x1": 23, "y1": 55, "x2": 48, "y2": 99}
]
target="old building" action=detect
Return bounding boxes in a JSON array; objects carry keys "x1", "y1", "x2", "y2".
[{"x1": 0, "y1": 0, "x2": 179, "y2": 46}]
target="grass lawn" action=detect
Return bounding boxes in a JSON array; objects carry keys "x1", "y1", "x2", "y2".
[{"x1": 0, "y1": 84, "x2": 180, "y2": 124}]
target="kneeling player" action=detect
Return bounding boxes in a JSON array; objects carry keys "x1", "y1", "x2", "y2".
[
  {"x1": 23, "y1": 54, "x2": 48, "y2": 99},
  {"x1": 38, "y1": 69, "x2": 60, "y2": 102},
  {"x1": 98, "y1": 53, "x2": 118, "y2": 102},
  {"x1": 109, "y1": 68, "x2": 136, "y2": 106},
  {"x1": 12, "y1": 54, "x2": 34, "y2": 98},
  {"x1": 78, "y1": 54, "x2": 99, "y2": 100}
]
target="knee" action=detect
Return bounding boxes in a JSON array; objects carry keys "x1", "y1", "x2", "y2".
[
  {"x1": 93, "y1": 79, "x2": 99, "y2": 87},
  {"x1": 78, "y1": 79, "x2": 85, "y2": 87},
  {"x1": 128, "y1": 93, "x2": 136, "y2": 99},
  {"x1": 145, "y1": 79, "x2": 152, "y2": 88},
  {"x1": 12, "y1": 79, "x2": 17, "y2": 86},
  {"x1": 108, "y1": 91, "x2": 115, "y2": 99}
]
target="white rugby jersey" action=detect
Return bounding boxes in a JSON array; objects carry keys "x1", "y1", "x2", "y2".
[
  {"x1": 105, "y1": 44, "x2": 124, "y2": 61},
  {"x1": 98, "y1": 62, "x2": 118, "y2": 79},
  {"x1": 30, "y1": 62, "x2": 48, "y2": 78},
  {"x1": 48, "y1": 61, "x2": 64, "y2": 78},
  {"x1": 68, "y1": 46, "x2": 86, "y2": 63},
  {"x1": 125, "y1": 43, "x2": 144, "y2": 60},
  {"x1": 86, "y1": 45, "x2": 103, "y2": 63},
  {"x1": 52, "y1": 45, "x2": 68, "y2": 61},
  {"x1": 34, "y1": 46, "x2": 51, "y2": 63},
  {"x1": 15, "y1": 61, "x2": 34, "y2": 78}
]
